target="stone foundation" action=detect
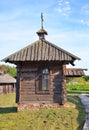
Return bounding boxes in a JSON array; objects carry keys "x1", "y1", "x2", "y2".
[{"x1": 17, "y1": 103, "x2": 63, "y2": 111}]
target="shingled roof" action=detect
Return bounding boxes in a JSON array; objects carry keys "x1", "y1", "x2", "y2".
[
  {"x1": 64, "y1": 68, "x2": 86, "y2": 77},
  {"x1": 0, "y1": 73, "x2": 16, "y2": 84},
  {"x1": 2, "y1": 39, "x2": 80, "y2": 65}
]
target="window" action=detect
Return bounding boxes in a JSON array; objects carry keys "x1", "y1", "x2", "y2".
[{"x1": 36, "y1": 68, "x2": 49, "y2": 93}]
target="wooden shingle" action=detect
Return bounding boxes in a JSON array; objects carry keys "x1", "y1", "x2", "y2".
[
  {"x1": 0, "y1": 73, "x2": 16, "y2": 84},
  {"x1": 64, "y1": 68, "x2": 87, "y2": 77},
  {"x1": 2, "y1": 39, "x2": 80, "y2": 64}
]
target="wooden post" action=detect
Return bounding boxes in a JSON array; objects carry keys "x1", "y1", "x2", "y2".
[
  {"x1": 61, "y1": 65, "x2": 67, "y2": 104},
  {"x1": 16, "y1": 65, "x2": 21, "y2": 103}
]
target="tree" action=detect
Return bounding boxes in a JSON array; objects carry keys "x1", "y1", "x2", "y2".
[
  {"x1": 6, "y1": 65, "x2": 17, "y2": 78},
  {"x1": 0, "y1": 64, "x2": 17, "y2": 77},
  {"x1": 0, "y1": 64, "x2": 6, "y2": 72},
  {"x1": 83, "y1": 75, "x2": 89, "y2": 81}
]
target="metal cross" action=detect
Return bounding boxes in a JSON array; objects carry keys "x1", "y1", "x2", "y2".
[{"x1": 41, "y1": 13, "x2": 44, "y2": 29}]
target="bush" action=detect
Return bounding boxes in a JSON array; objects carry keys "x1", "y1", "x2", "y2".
[
  {"x1": 67, "y1": 83, "x2": 89, "y2": 91},
  {"x1": 83, "y1": 75, "x2": 89, "y2": 81}
]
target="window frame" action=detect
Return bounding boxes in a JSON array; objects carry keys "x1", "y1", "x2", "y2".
[{"x1": 36, "y1": 67, "x2": 50, "y2": 94}]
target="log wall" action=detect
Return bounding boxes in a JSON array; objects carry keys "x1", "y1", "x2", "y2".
[
  {"x1": 16, "y1": 62, "x2": 67, "y2": 109},
  {"x1": 0, "y1": 84, "x2": 15, "y2": 94}
]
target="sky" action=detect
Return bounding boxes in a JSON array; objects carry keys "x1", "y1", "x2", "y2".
[{"x1": 0, "y1": 0, "x2": 89, "y2": 74}]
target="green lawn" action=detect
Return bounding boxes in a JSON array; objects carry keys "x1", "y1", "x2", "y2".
[
  {"x1": 67, "y1": 82, "x2": 89, "y2": 92},
  {"x1": 0, "y1": 93, "x2": 86, "y2": 130}
]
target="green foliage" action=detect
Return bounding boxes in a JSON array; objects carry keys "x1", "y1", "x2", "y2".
[
  {"x1": 66, "y1": 77, "x2": 88, "y2": 84},
  {"x1": 68, "y1": 77, "x2": 85, "y2": 84},
  {"x1": 0, "y1": 93, "x2": 85, "y2": 130},
  {"x1": 0, "y1": 64, "x2": 17, "y2": 77},
  {"x1": 67, "y1": 83, "x2": 89, "y2": 91},
  {"x1": 6, "y1": 65, "x2": 17, "y2": 78},
  {"x1": 83, "y1": 75, "x2": 89, "y2": 81},
  {"x1": 66, "y1": 77, "x2": 89, "y2": 92}
]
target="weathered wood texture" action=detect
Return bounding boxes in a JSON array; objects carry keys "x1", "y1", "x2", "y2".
[
  {"x1": 16, "y1": 62, "x2": 66, "y2": 105},
  {"x1": 2, "y1": 39, "x2": 80, "y2": 63},
  {"x1": 64, "y1": 68, "x2": 86, "y2": 77},
  {"x1": 0, "y1": 72, "x2": 16, "y2": 94},
  {"x1": 0, "y1": 84, "x2": 15, "y2": 94}
]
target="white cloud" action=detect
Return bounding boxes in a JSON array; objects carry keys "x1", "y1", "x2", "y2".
[
  {"x1": 65, "y1": 1, "x2": 70, "y2": 5},
  {"x1": 56, "y1": 1, "x2": 89, "y2": 27},
  {"x1": 47, "y1": 30, "x2": 89, "y2": 74},
  {"x1": 80, "y1": 4, "x2": 89, "y2": 26},
  {"x1": 48, "y1": 31, "x2": 89, "y2": 47},
  {"x1": 57, "y1": 0, "x2": 71, "y2": 17},
  {"x1": 80, "y1": 19, "x2": 89, "y2": 26},
  {"x1": 82, "y1": 4, "x2": 89, "y2": 15}
]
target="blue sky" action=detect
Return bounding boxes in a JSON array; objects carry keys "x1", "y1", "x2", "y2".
[{"x1": 0, "y1": 0, "x2": 89, "y2": 74}]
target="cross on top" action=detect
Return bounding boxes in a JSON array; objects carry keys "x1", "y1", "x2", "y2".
[
  {"x1": 41, "y1": 13, "x2": 44, "y2": 29},
  {"x1": 36, "y1": 13, "x2": 47, "y2": 39}
]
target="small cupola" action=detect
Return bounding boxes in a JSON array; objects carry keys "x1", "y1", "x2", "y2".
[{"x1": 36, "y1": 13, "x2": 48, "y2": 40}]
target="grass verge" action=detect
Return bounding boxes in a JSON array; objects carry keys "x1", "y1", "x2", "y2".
[{"x1": 0, "y1": 93, "x2": 86, "y2": 130}]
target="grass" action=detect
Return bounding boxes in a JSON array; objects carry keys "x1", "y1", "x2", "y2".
[
  {"x1": 0, "y1": 93, "x2": 86, "y2": 130},
  {"x1": 0, "y1": 93, "x2": 16, "y2": 107},
  {"x1": 67, "y1": 83, "x2": 89, "y2": 92}
]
